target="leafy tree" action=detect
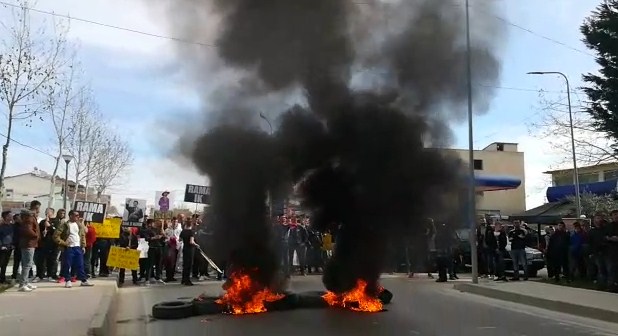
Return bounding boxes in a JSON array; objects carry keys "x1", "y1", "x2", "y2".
[
  {"x1": 581, "y1": 0, "x2": 618, "y2": 141},
  {"x1": 567, "y1": 192, "x2": 618, "y2": 218}
]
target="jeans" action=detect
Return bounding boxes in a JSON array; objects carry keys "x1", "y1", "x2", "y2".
[
  {"x1": 84, "y1": 247, "x2": 93, "y2": 276},
  {"x1": 280, "y1": 244, "x2": 290, "y2": 276},
  {"x1": 594, "y1": 254, "x2": 608, "y2": 286},
  {"x1": 607, "y1": 255, "x2": 617, "y2": 289},
  {"x1": 289, "y1": 244, "x2": 307, "y2": 273},
  {"x1": 0, "y1": 248, "x2": 12, "y2": 282},
  {"x1": 484, "y1": 248, "x2": 497, "y2": 276},
  {"x1": 510, "y1": 248, "x2": 528, "y2": 279},
  {"x1": 62, "y1": 247, "x2": 87, "y2": 282},
  {"x1": 495, "y1": 251, "x2": 506, "y2": 278},
  {"x1": 181, "y1": 247, "x2": 195, "y2": 283},
  {"x1": 19, "y1": 248, "x2": 35, "y2": 286},
  {"x1": 146, "y1": 247, "x2": 163, "y2": 280}
]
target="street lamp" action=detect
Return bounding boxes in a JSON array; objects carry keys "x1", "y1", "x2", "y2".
[
  {"x1": 527, "y1": 71, "x2": 581, "y2": 218},
  {"x1": 259, "y1": 112, "x2": 274, "y2": 220},
  {"x1": 464, "y1": 0, "x2": 479, "y2": 284},
  {"x1": 62, "y1": 154, "x2": 73, "y2": 210}
]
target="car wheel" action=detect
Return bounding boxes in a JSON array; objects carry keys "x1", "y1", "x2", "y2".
[{"x1": 152, "y1": 301, "x2": 195, "y2": 320}]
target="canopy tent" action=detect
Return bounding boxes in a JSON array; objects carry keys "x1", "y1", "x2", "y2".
[
  {"x1": 510, "y1": 200, "x2": 575, "y2": 224},
  {"x1": 475, "y1": 175, "x2": 521, "y2": 192},
  {"x1": 546, "y1": 179, "x2": 618, "y2": 202}
]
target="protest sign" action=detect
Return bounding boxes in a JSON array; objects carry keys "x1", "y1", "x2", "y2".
[
  {"x1": 73, "y1": 201, "x2": 107, "y2": 224},
  {"x1": 91, "y1": 218, "x2": 121, "y2": 239},
  {"x1": 184, "y1": 184, "x2": 211, "y2": 204},
  {"x1": 155, "y1": 190, "x2": 173, "y2": 212},
  {"x1": 106, "y1": 246, "x2": 140, "y2": 270},
  {"x1": 153, "y1": 210, "x2": 174, "y2": 220},
  {"x1": 122, "y1": 198, "x2": 146, "y2": 227}
]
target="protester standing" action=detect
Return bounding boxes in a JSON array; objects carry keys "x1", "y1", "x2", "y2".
[
  {"x1": 508, "y1": 220, "x2": 529, "y2": 281},
  {"x1": 53, "y1": 211, "x2": 94, "y2": 288},
  {"x1": 84, "y1": 221, "x2": 97, "y2": 278},
  {"x1": 18, "y1": 209, "x2": 40, "y2": 292},
  {"x1": 117, "y1": 227, "x2": 139, "y2": 287},
  {"x1": 547, "y1": 222, "x2": 571, "y2": 282},
  {"x1": 164, "y1": 218, "x2": 182, "y2": 282},
  {"x1": 180, "y1": 219, "x2": 198, "y2": 286},
  {"x1": 33, "y1": 208, "x2": 55, "y2": 282},
  {"x1": 0, "y1": 211, "x2": 14, "y2": 283},
  {"x1": 606, "y1": 210, "x2": 618, "y2": 292},
  {"x1": 145, "y1": 220, "x2": 165, "y2": 284}
]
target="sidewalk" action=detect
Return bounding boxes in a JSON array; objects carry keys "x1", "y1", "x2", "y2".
[
  {"x1": 0, "y1": 278, "x2": 118, "y2": 336},
  {"x1": 454, "y1": 280, "x2": 618, "y2": 323}
]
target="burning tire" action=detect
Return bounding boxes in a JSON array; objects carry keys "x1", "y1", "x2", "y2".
[
  {"x1": 152, "y1": 301, "x2": 196, "y2": 320},
  {"x1": 264, "y1": 293, "x2": 300, "y2": 311},
  {"x1": 378, "y1": 288, "x2": 393, "y2": 304},
  {"x1": 296, "y1": 291, "x2": 330, "y2": 309},
  {"x1": 192, "y1": 297, "x2": 226, "y2": 315}
]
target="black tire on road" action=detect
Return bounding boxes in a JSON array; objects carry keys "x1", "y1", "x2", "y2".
[
  {"x1": 193, "y1": 297, "x2": 225, "y2": 315},
  {"x1": 152, "y1": 301, "x2": 195, "y2": 320}
]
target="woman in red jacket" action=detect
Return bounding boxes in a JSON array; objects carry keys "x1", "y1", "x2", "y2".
[{"x1": 84, "y1": 221, "x2": 97, "y2": 278}]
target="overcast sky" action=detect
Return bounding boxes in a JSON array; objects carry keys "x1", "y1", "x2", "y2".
[{"x1": 0, "y1": 0, "x2": 599, "y2": 210}]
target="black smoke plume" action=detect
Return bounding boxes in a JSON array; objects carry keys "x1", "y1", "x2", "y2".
[{"x1": 158, "y1": 0, "x2": 503, "y2": 294}]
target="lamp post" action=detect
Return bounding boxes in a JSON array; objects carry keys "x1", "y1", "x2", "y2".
[
  {"x1": 464, "y1": 0, "x2": 479, "y2": 284},
  {"x1": 259, "y1": 112, "x2": 274, "y2": 220},
  {"x1": 527, "y1": 71, "x2": 581, "y2": 218},
  {"x1": 62, "y1": 154, "x2": 73, "y2": 210}
]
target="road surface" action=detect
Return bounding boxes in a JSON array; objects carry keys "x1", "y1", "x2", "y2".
[{"x1": 113, "y1": 275, "x2": 618, "y2": 336}]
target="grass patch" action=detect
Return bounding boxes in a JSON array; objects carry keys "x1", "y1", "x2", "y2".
[
  {"x1": 0, "y1": 283, "x2": 13, "y2": 293},
  {"x1": 536, "y1": 277, "x2": 602, "y2": 291}
]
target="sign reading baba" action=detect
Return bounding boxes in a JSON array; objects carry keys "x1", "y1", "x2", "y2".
[
  {"x1": 73, "y1": 201, "x2": 107, "y2": 224},
  {"x1": 184, "y1": 184, "x2": 211, "y2": 204}
]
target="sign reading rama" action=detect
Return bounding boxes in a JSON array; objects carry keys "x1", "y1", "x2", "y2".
[
  {"x1": 184, "y1": 184, "x2": 211, "y2": 204},
  {"x1": 73, "y1": 201, "x2": 107, "y2": 224}
]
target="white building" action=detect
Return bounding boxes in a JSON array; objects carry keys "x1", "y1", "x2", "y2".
[{"x1": 2, "y1": 167, "x2": 111, "y2": 211}]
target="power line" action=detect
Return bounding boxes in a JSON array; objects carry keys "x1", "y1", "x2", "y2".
[
  {"x1": 0, "y1": 132, "x2": 55, "y2": 158},
  {"x1": 0, "y1": 0, "x2": 594, "y2": 59}
]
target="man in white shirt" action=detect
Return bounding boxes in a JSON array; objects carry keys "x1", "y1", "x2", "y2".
[
  {"x1": 53, "y1": 210, "x2": 94, "y2": 288},
  {"x1": 164, "y1": 218, "x2": 183, "y2": 281}
]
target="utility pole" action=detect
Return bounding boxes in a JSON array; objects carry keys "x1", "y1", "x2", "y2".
[
  {"x1": 465, "y1": 0, "x2": 479, "y2": 284},
  {"x1": 260, "y1": 112, "x2": 274, "y2": 220}
]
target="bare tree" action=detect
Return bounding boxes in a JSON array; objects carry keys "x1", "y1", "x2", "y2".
[
  {"x1": 528, "y1": 90, "x2": 617, "y2": 168},
  {"x1": 66, "y1": 87, "x2": 102, "y2": 204},
  {"x1": 0, "y1": 0, "x2": 68, "y2": 211},
  {"x1": 91, "y1": 132, "x2": 133, "y2": 202},
  {"x1": 45, "y1": 59, "x2": 81, "y2": 208}
]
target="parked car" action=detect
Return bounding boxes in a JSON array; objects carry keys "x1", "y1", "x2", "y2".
[{"x1": 455, "y1": 228, "x2": 545, "y2": 277}]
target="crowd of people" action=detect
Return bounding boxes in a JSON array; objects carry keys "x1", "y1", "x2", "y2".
[
  {"x1": 0, "y1": 200, "x2": 95, "y2": 291},
  {"x1": 272, "y1": 214, "x2": 334, "y2": 277},
  {"x1": 539, "y1": 211, "x2": 618, "y2": 292}
]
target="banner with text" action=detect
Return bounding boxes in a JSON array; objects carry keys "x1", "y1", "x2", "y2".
[
  {"x1": 73, "y1": 201, "x2": 107, "y2": 224},
  {"x1": 106, "y1": 246, "x2": 140, "y2": 270},
  {"x1": 184, "y1": 184, "x2": 211, "y2": 204},
  {"x1": 92, "y1": 217, "x2": 122, "y2": 239},
  {"x1": 122, "y1": 198, "x2": 146, "y2": 227},
  {"x1": 152, "y1": 210, "x2": 174, "y2": 220}
]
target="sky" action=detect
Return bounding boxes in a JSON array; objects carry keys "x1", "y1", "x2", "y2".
[{"x1": 0, "y1": 0, "x2": 601, "y2": 211}]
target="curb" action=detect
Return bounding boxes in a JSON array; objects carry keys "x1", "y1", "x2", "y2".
[
  {"x1": 453, "y1": 283, "x2": 618, "y2": 324},
  {"x1": 87, "y1": 281, "x2": 119, "y2": 336}
]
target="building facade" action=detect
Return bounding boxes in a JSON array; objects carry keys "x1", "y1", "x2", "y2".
[
  {"x1": 545, "y1": 162, "x2": 618, "y2": 186},
  {"x1": 446, "y1": 142, "x2": 526, "y2": 216},
  {"x1": 2, "y1": 168, "x2": 111, "y2": 211}
]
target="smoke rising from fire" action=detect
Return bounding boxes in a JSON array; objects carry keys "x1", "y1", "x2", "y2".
[{"x1": 158, "y1": 0, "x2": 504, "y2": 293}]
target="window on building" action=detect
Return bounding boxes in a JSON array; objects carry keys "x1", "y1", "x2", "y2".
[
  {"x1": 473, "y1": 159, "x2": 483, "y2": 170},
  {"x1": 553, "y1": 175, "x2": 572, "y2": 186},
  {"x1": 578, "y1": 172, "x2": 599, "y2": 184},
  {"x1": 604, "y1": 170, "x2": 618, "y2": 181},
  {"x1": 496, "y1": 143, "x2": 504, "y2": 151}
]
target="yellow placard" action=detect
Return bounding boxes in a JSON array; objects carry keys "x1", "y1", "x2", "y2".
[
  {"x1": 91, "y1": 218, "x2": 122, "y2": 239},
  {"x1": 106, "y1": 246, "x2": 140, "y2": 270}
]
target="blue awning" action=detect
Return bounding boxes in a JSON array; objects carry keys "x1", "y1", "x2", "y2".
[
  {"x1": 475, "y1": 175, "x2": 521, "y2": 192},
  {"x1": 546, "y1": 179, "x2": 618, "y2": 202}
]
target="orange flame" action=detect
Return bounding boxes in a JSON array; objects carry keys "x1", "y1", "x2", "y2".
[
  {"x1": 215, "y1": 272, "x2": 285, "y2": 314},
  {"x1": 322, "y1": 279, "x2": 383, "y2": 312}
]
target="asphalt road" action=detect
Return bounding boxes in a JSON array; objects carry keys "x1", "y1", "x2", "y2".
[{"x1": 113, "y1": 275, "x2": 618, "y2": 336}]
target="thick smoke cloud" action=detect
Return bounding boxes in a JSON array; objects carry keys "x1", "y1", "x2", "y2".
[{"x1": 157, "y1": 0, "x2": 504, "y2": 294}]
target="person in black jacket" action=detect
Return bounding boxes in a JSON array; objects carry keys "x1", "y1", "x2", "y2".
[
  {"x1": 493, "y1": 222, "x2": 508, "y2": 281},
  {"x1": 288, "y1": 218, "x2": 309, "y2": 276},
  {"x1": 117, "y1": 227, "x2": 139, "y2": 287},
  {"x1": 508, "y1": 220, "x2": 529, "y2": 281},
  {"x1": 435, "y1": 223, "x2": 455, "y2": 282},
  {"x1": 483, "y1": 222, "x2": 498, "y2": 279},
  {"x1": 547, "y1": 222, "x2": 570, "y2": 282}
]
